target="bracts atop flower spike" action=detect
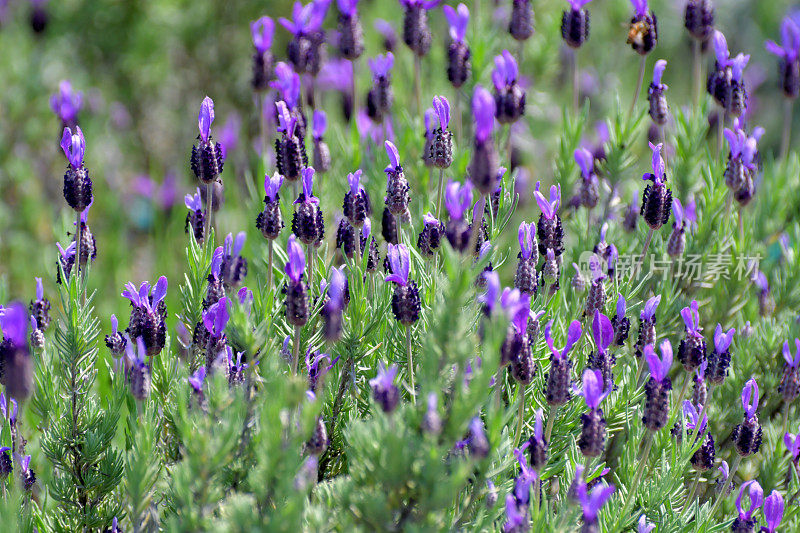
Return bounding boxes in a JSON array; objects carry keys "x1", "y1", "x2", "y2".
[
  {"x1": 61, "y1": 126, "x2": 93, "y2": 213},
  {"x1": 647, "y1": 59, "x2": 668, "y2": 126},
  {"x1": 292, "y1": 167, "x2": 325, "y2": 247},
  {"x1": 732, "y1": 378, "x2": 762, "y2": 456},
  {"x1": 640, "y1": 142, "x2": 672, "y2": 230},
  {"x1": 561, "y1": 0, "x2": 591, "y2": 49},
  {"x1": 367, "y1": 52, "x2": 394, "y2": 123},
  {"x1": 443, "y1": 4, "x2": 470, "y2": 88},
  {"x1": 611, "y1": 294, "x2": 630, "y2": 346},
  {"x1": 706, "y1": 323, "x2": 734, "y2": 385},
  {"x1": 430, "y1": 95, "x2": 453, "y2": 168},
  {"x1": 634, "y1": 294, "x2": 660, "y2": 358},
  {"x1": 384, "y1": 140, "x2": 410, "y2": 217},
  {"x1": 190, "y1": 96, "x2": 224, "y2": 185},
  {"x1": 779, "y1": 338, "x2": 800, "y2": 402},
  {"x1": 534, "y1": 182, "x2": 563, "y2": 257},
  {"x1": 627, "y1": 0, "x2": 658, "y2": 55},
  {"x1": 766, "y1": 17, "x2": 800, "y2": 99},
  {"x1": 732, "y1": 480, "x2": 763, "y2": 532},
  {"x1": 279, "y1": 0, "x2": 328, "y2": 75},
  {"x1": 514, "y1": 221, "x2": 538, "y2": 295},
  {"x1": 385, "y1": 244, "x2": 421, "y2": 326},
  {"x1": 343, "y1": 169, "x2": 371, "y2": 228},
  {"x1": 185, "y1": 188, "x2": 206, "y2": 243},
  {"x1": 492, "y1": 51, "x2": 525, "y2": 125},
  {"x1": 468, "y1": 86, "x2": 499, "y2": 195},
  {"x1": 121, "y1": 276, "x2": 168, "y2": 358},
  {"x1": 251, "y1": 16, "x2": 275, "y2": 91},
  {"x1": 275, "y1": 100, "x2": 308, "y2": 182},
  {"x1": 587, "y1": 310, "x2": 615, "y2": 390}
]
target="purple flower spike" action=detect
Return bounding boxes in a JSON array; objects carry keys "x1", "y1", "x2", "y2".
[
  {"x1": 763, "y1": 490, "x2": 784, "y2": 533},
  {"x1": 578, "y1": 481, "x2": 616, "y2": 522},
  {"x1": 652, "y1": 59, "x2": 667, "y2": 86},
  {"x1": 271, "y1": 63, "x2": 302, "y2": 108},
  {"x1": 285, "y1": 235, "x2": 306, "y2": 282},
  {"x1": 312, "y1": 110, "x2": 327, "y2": 140},
  {"x1": 579, "y1": 368, "x2": 610, "y2": 409},
  {"x1": 198, "y1": 96, "x2": 215, "y2": 143},
  {"x1": 60, "y1": 126, "x2": 86, "y2": 169},
  {"x1": 574, "y1": 148, "x2": 594, "y2": 179},
  {"x1": 492, "y1": 50, "x2": 518, "y2": 90},
  {"x1": 347, "y1": 169, "x2": 363, "y2": 196},
  {"x1": 615, "y1": 294, "x2": 626, "y2": 319},
  {"x1": 0, "y1": 302, "x2": 29, "y2": 346},
  {"x1": 630, "y1": 0, "x2": 647, "y2": 17},
  {"x1": 518, "y1": 221, "x2": 535, "y2": 259},
  {"x1": 544, "y1": 319, "x2": 583, "y2": 360},
  {"x1": 648, "y1": 141, "x2": 665, "y2": 181},
  {"x1": 368, "y1": 52, "x2": 394, "y2": 78},
  {"x1": 184, "y1": 188, "x2": 203, "y2": 211},
  {"x1": 202, "y1": 297, "x2": 229, "y2": 337},
  {"x1": 766, "y1": 18, "x2": 800, "y2": 62},
  {"x1": 640, "y1": 295, "x2": 661, "y2": 321},
  {"x1": 384, "y1": 140, "x2": 401, "y2": 173},
  {"x1": 719, "y1": 460, "x2": 729, "y2": 481},
  {"x1": 713, "y1": 324, "x2": 735, "y2": 354},
  {"x1": 337, "y1": 0, "x2": 358, "y2": 16},
  {"x1": 295, "y1": 167, "x2": 319, "y2": 205},
  {"x1": 472, "y1": 86, "x2": 496, "y2": 142},
  {"x1": 385, "y1": 244, "x2": 411, "y2": 286},
  {"x1": 592, "y1": 311, "x2": 613, "y2": 353},
  {"x1": 251, "y1": 16, "x2": 275, "y2": 53},
  {"x1": 444, "y1": 180, "x2": 473, "y2": 221},
  {"x1": 735, "y1": 480, "x2": 763, "y2": 521},
  {"x1": 534, "y1": 181, "x2": 561, "y2": 219},
  {"x1": 211, "y1": 247, "x2": 224, "y2": 277},
  {"x1": 503, "y1": 494, "x2": 526, "y2": 532},
  {"x1": 741, "y1": 378, "x2": 759, "y2": 420},
  {"x1": 264, "y1": 172, "x2": 284, "y2": 202},
  {"x1": 433, "y1": 95, "x2": 450, "y2": 130},
  {"x1": 645, "y1": 340, "x2": 672, "y2": 382},
  {"x1": 637, "y1": 515, "x2": 655, "y2": 533},
  {"x1": 443, "y1": 3, "x2": 469, "y2": 42},
  {"x1": 369, "y1": 361, "x2": 398, "y2": 390},
  {"x1": 478, "y1": 271, "x2": 500, "y2": 314},
  {"x1": 782, "y1": 338, "x2": 800, "y2": 367}
]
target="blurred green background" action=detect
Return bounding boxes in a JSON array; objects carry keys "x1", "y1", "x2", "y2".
[{"x1": 0, "y1": 0, "x2": 796, "y2": 324}]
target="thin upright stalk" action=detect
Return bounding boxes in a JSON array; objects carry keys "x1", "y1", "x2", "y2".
[
  {"x1": 267, "y1": 240, "x2": 274, "y2": 293},
  {"x1": 291, "y1": 324, "x2": 302, "y2": 375},
  {"x1": 782, "y1": 402, "x2": 791, "y2": 440},
  {"x1": 634, "y1": 228, "x2": 654, "y2": 279},
  {"x1": 685, "y1": 469, "x2": 703, "y2": 508},
  {"x1": 692, "y1": 40, "x2": 702, "y2": 106},
  {"x1": 395, "y1": 213, "x2": 403, "y2": 245},
  {"x1": 675, "y1": 372, "x2": 692, "y2": 410},
  {"x1": 351, "y1": 58, "x2": 359, "y2": 124},
  {"x1": 307, "y1": 244, "x2": 315, "y2": 291},
  {"x1": 613, "y1": 432, "x2": 654, "y2": 531},
  {"x1": 259, "y1": 93, "x2": 269, "y2": 167},
  {"x1": 75, "y1": 211, "x2": 83, "y2": 281},
  {"x1": 781, "y1": 98, "x2": 793, "y2": 162},
  {"x1": 455, "y1": 90, "x2": 463, "y2": 145},
  {"x1": 544, "y1": 405, "x2": 560, "y2": 446},
  {"x1": 414, "y1": 55, "x2": 422, "y2": 115},
  {"x1": 717, "y1": 111, "x2": 727, "y2": 158},
  {"x1": 573, "y1": 49, "x2": 580, "y2": 114},
  {"x1": 709, "y1": 455, "x2": 742, "y2": 517},
  {"x1": 204, "y1": 183, "x2": 213, "y2": 243},
  {"x1": 513, "y1": 385, "x2": 526, "y2": 448},
  {"x1": 737, "y1": 209, "x2": 744, "y2": 241},
  {"x1": 628, "y1": 56, "x2": 647, "y2": 122},
  {"x1": 406, "y1": 325, "x2": 416, "y2": 404},
  {"x1": 436, "y1": 168, "x2": 446, "y2": 220}
]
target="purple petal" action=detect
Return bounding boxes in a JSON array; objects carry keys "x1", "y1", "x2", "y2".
[
  {"x1": 615, "y1": 294, "x2": 626, "y2": 318},
  {"x1": 433, "y1": 95, "x2": 450, "y2": 130},
  {"x1": 713, "y1": 30, "x2": 729, "y2": 64},
  {"x1": 312, "y1": 110, "x2": 327, "y2": 139},
  {"x1": 251, "y1": 16, "x2": 275, "y2": 53},
  {"x1": 649, "y1": 141, "x2": 664, "y2": 178},
  {"x1": 472, "y1": 85, "x2": 496, "y2": 142},
  {"x1": 0, "y1": 302, "x2": 29, "y2": 346},
  {"x1": 764, "y1": 490, "x2": 784, "y2": 532},
  {"x1": 741, "y1": 378, "x2": 759, "y2": 419},
  {"x1": 384, "y1": 140, "x2": 400, "y2": 169},
  {"x1": 652, "y1": 59, "x2": 667, "y2": 85},
  {"x1": 562, "y1": 320, "x2": 583, "y2": 357},
  {"x1": 151, "y1": 276, "x2": 168, "y2": 308},
  {"x1": 198, "y1": 96, "x2": 214, "y2": 142},
  {"x1": 581, "y1": 368, "x2": 604, "y2": 409},
  {"x1": 574, "y1": 148, "x2": 594, "y2": 178},
  {"x1": 285, "y1": 235, "x2": 306, "y2": 282},
  {"x1": 641, "y1": 295, "x2": 661, "y2": 321}
]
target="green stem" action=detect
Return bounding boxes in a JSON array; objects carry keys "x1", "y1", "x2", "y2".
[
  {"x1": 414, "y1": 54, "x2": 422, "y2": 115},
  {"x1": 675, "y1": 372, "x2": 692, "y2": 411},
  {"x1": 291, "y1": 325, "x2": 302, "y2": 375},
  {"x1": 684, "y1": 469, "x2": 703, "y2": 510},
  {"x1": 436, "y1": 168, "x2": 445, "y2": 220},
  {"x1": 709, "y1": 455, "x2": 742, "y2": 518},
  {"x1": 513, "y1": 385, "x2": 526, "y2": 448},
  {"x1": 267, "y1": 240, "x2": 274, "y2": 294},
  {"x1": 544, "y1": 405, "x2": 560, "y2": 447},
  {"x1": 406, "y1": 326, "x2": 416, "y2": 405},
  {"x1": 613, "y1": 432, "x2": 654, "y2": 531},
  {"x1": 627, "y1": 56, "x2": 647, "y2": 123},
  {"x1": 781, "y1": 99, "x2": 793, "y2": 163},
  {"x1": 692, "y1": 39, "x2": 702, "y2": 107}
]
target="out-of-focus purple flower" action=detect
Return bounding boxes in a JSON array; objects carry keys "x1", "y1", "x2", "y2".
[
  {"x1": 492, "y1": 50, "x2": 518, "y2": 90},
  {"x1": 264, "y1": 172, "x2": 284, "y2": 202},
  {"x1": 184, "y1": 188, "x2": 203, "y2": 211},
  {"x1": 534, "y1": 182, "x2": 561, "y2": 219},
  {"x1": 512, "y1": 445, "x2": 538, "y2": 504},
  {"x1": 713, "y1": 324, "x2": 735, "y2": 354},
  {"x1": 433, "y1": 95, "x2": 450, "y2": 130},
  {"x1": 445, "y1": 180, "x2": 473, "y2": 221},
  {"x1": 337, "y1": 0, "x2": 358, "y2": 15},
  {"x1": 763, "y1": 490, "x2": 784, "y2": 533},
  {"x1": 472, "y1": 85, "x2": 495, "y2": 142},
  {"x1": 285, "y1": 234, "x2": 306, "y2": 282},
  {"x1": 318, "y1": 58, "x2": 353, "y2": 92},
  {"x1": 741, "y1": 377, "x2": 759, "y2": 420},
  {"x1": 783, "y1": 338, "x2": 800, "y2": 368},
  {"x1": 202, "y1": 297, "x2": 229, "y2": 338},
  {"x1": 251, "y1": 16, "x2": 275, "y2": 53},
  {"x1": 629, "y1": 0, "x2": 648, "y2": 18},
  {"x1": 443, "y1": 3, "x2": 469, "y2": 42},
  {"x1": 577, "y1": 479, "x2": 615, "y2": 522},
  {"x1": 637, "y1": 515, "x2": 655, "y2": 533},
  {"x1": 785, "y1": 430, "x2": 800, "y2": 460},
  {"x1": 574, "y1": 148, "x2": 594, "y2": 181},
  {"x1": 50, "y1": 80, "x2": 83, "y2": 126},
  {"x1": 503, "y1": 494, "x2": 526, "y2": 532},
  {"x1": 645, "y1": 340, "x2": 672, "y2": 382},
  {"x1": 0, "y1": 394, "x2": 18, "y2": 424},
  {"x1": 766, "y1": 18, "x2": 800, "y2": 62},
  {"x1": 198, "y1": 96, "x2": 214, "y2": 143},
  {"x1": 280, "y1": 0, "x2": 328, "y2": 36},
  {"x1": 682, "y1": 400, "x2": 707, "y2": 433},
  {"x1": 640, "y1": 295, "x2": 661, "y2": 321},
  {"x1": 652, "y1": 59, "x2": 667, "y2": 86},
  {"x1": 188, "y1": 366, "x2": 207, "y2": 391},
  {"x1": 616, "y1": 294, "x2": 626, "y2": 319},
  {"x1": 399, "y1": 0, "x2": 440, "y2": 8},
  {"x1": 385, "y1": 244, "x2": 410, "y2": 286},
  {"x1": 0, "y1": 302, "x2": 29, "y2": 347},
  {"x1": 60, "y1": 126, "x2": 85, "y2": 169},
  {"x1": 544, "y1": 319, "x2": 582, "y2": 361},
  {"x1": 577, "y1": 368, "x2": 610, "y2": 409},
  {"x1": 312, "y1": 110, "x2": 327, "y2": 140},
  {"x1": 672, "y1": 197, "x2": 697, "y2": 231},
  {"x1": 121, "y1": 277, "x2": 168, "y2": 313},
  {"x1": 735, "y1": 480, "x2": 763, "y2": 521},
  {"x1": 374, "y1": 19, "x2": 397, "y2": 51},
  {"x1": 271, "y1": 63, "x2": 302, "y2": 109},
  {"x1": 478, "y1": 271, "x2": 500, "y2": 315},
  {"x1": 369, "y1": 52, "x2": 394, "y2": 78},
  {"x1": 219, "y1": 113, "x2": 240, "y2": 161},
  {"x1": 592, "y1": 311, "x2": 613, "y2": 355}
]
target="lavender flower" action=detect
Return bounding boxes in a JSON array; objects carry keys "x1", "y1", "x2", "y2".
[
  {"x1": 647, "y1": 59, "x2": 668, "y2": 125},
  {"x1": 384, "y1": 140, "x2": 410, "y2": 217},
  {"x1": 337, "y1": 0, "x2": 364, "y2": 60},
  {"x1": 493, "y1": 50, "x2": 525, "y2": 125},
  {"x1": 779, "y1": 338, "x2": 800, "y2": 402},
  {"x1": 503, "y1": 493, "x2": 528, "y2": 533},
  {"x1": 640, "y1": 142, "x2": 672, "y2": 230},
  {"x1": 61, "y1": 126, "x2": 93, "y2": 213},
  {"x1": 367, "y1": 52, "x2": 394, "y2": 122},
  {"x1": 561, "y1": 0, "x2": 591, "y2": 48},
  {"x1": 468, "y1": 417, "x2": 490, "y2": 458},
  {"x1": 534, "y1": 182, "x2": 563, "y2": 257},
  {"x1": 312, "y1": 110, "x2": 331, "y2": 172},
  {"x1": 400, "y1": 0, "x2": 438, "y2": 57},
  {"x1": 190, "y1": 96, "x2": 224, "y2": 185},
  {"x1": 251, "y1": 16, "x2": 275, "y2": 90},
  {"x1": 707, "y1": 31, "x2": 750, "y2": 116},
  {"x1": 513, "y1": 221, "x2": 538, "y2": 295},
  {"x1": 343, "y1": 169, "x2": 370, "y2": 227},
  {"x1": 284, "y1": 235, "x2": 310, "y2": 327},
  {"x1": 575, "y1": 147, "x2": 599, "y2": 209},
  {"x1": 105, "y1": 314, "x2": 127, "y2": 356},
  {"x1": 183, "y1": 187, "x2": 206, "y2": 242},
  {"x1": 430, "y1": 95, "x2": 453, "y2": 168},
  {"x1": 444, "y1": 4, "x2": 471, "y2": 88},
  {"x1": 707, "y1": 323, "x2": 734, "y2": 385},
  {"x1": 667, "y1": 197, "x2": 696, "y2": 257},
  {"x1": 478, "y1": 271, "x2": 501, "y2": 317},
  {"x1": 544, "y1": 320, "x2": 581, "y2": 406},
  {"x1": 370, "y1": 362, "x2": 400, "y2": 413},
  {"x1": 417, "y1": 213, "x2": 444, "y2": 258},
  {"x1": 322, "y1": 267, "x2": 347, "y2": 341},
  {"x1": 123, "y1": 336, "x2": 151, "y2": 401},
  {"x1": 0, "y1": 302, "x2": 33, "y2": 400},
  {"x1": 577, "y1": 478, "x2": 615, "y2": 530},
  {"x1": 626, "y1": 0, "x2": 657, "y2": 55},
  {"x1": 637, "y1": 515, "x2": 655, "y2": 533},
  {"x1": 642, "y1": 340, "x2": 672, "y2": 431},
  {"x1": 723, "y1": 119, "x2": 765, "y2": 206},
  {"x1": 766, "y1": 17, "x2": 800, "y2": 98},
  {"x1": 50, "y1": 80, "x2": 82, "y2": 128},
  {"x1": 275, "y1": 100, "x2": 308, "y2": 182},
  {"x1": 732, "y1": 480, "x2": 763, "y2": 532},
  {"x1": 587, "y1": 311, "x2": 615, "y2": 390},
  {"x1": 763, "y1": 490, "x2": 784, "y2": 533},
  {"x1": 29, "y1": 277, "x2": 50, "y2": 332},
  {"x1": 682, "y1": 401, "x2": 715, "y2": 470},
  {"x1": 684, "y1": 0, "x2": 714, "y2": 43},
  {"x1": 577, "y1": 368, "x2": 609, "y2": 457},
  {"x1": 292, "y1": 168, "x2": 325, "y2": 246},
  {"x1": 121, "y1": 277, "x2": 168, "y2": 358},
  {"x1": 56, "y1": 240, "x2": 77, "y2": 283},
  {"x1": 256, "y1": 173, "x2": 284, "y2": 241},
  {"x1": 445, "y1": 180, "x2": 474, "y2": 252},
  {"x1": 677, "y1": 300, "x2": 706, "y2": 372},
  {"x1": 385, "y1": 244, "x2": 421, "y2": 325},
  {"x1": 732, "y1": 378, "x2": 762, "y2": 456},
  {"x1": 610, "y1": 294, "x2": 630, "y2": 346},
  {"x1": 469, "y1": 86, "x2": 499, "y2": 195},
  {"x1": 280, "y1": 0, "x2": 328, "y2": 75},
  {"x1": 785, "y1": 429, "x2": 800, "y2": 463},
  {"x1": 523, "y1": 409, "x2": 547, "y2": 470},
  {"x1": 220, "y1": 232, "x2": 248, "y2": 288},
  {"x1": 374, "y1": 19, "x2": 397, "y2": 52},
  {"x1": 509, "y1": 0, "x2": 534, "y2": 42}
]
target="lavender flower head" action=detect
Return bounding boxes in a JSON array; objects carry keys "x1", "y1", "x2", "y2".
[
  {"x1": 61, "y1": 126, "x2": 86, "y2": 170},
  {"x1": 445, "y1": 180, "x2": 473, "y2": 221},
  {"x1": 630, "y1": 0, "x2": 648, "y2": 18},
  {"x1": 369, "y1": 52, "x2": 394, "y2": 79},
  {"x1": 202, "y1": 297, "x2": 229, "y2": 338},
  {"x1": 645, "y1": 340, "x2": 672, "y2": 382},
  {"x1": 741, "y1": 377, "x2": 759, "y2": 420},
  {"x1": 492, "y1": 50, "x2": 519, "y2": 91},
  {"x1": 763, "y1": 490, "x2": 784, "y2": 533},
  {"x1": 50, "y1": 80, "x2": 82, "y2": 127},
  {"x1": 251, "y1": 16, "x2": 275, "y2": 53},
  {"x1": 640, "y1": 295, "x2": 661, "y2": 322},
  {"x1": 433, "y1": 95, "x2": 450, "y2": 130},
  {"x1": 370, "y1": 361, "x2": 400, "y2": 413},
  {"x1": 312, "y1": 110, "x2": 326, "y2": 140},
  {"x1": 285, "y1": 235, "x2": 306, "y2": 283},
  {"x1": 578, "y1": 368, "x2": 610, "y2": 409},
  {"x1": 385, "y1": 244, "x2": 410, "y2": 286},
  {"x1": 577, "y1": 479, "x2": 615, "y2": 524},
  {"x1": 682, "y1": 400, "x2": 708, "y2": 434},
  {"x1": 545, "y1": 319, "x2": 582, "y2": 361},
  {"x1": 478, "y1": 271, "x2": 501, "y2": 316},
  {"x1": 735, "y1": 480, "x2": 763, "y2": 523},
  {"x1": 766, "y1": 17, "x2": 800, "y2": 63},
  {"x1": 271, "y1": 63, "x2": 302, "y2": 109},
  {"x1": 472, "y1": 86, "x2": 495, "y2": 143},
  {"x1": 534, "y1": 183, "x2": 561, "y2": 220},
  {"x1": 714, "y1": 324, "x2": 735, "y2": 354},
  {"x1": 294, "y1": 167, "x2": 319, "y2": 206},
  {"x1": 592, "y1": 310, "x2": 613, "y2": 356},
  {"x1": 265, "y1": 172, "x2": 284, "y2": 203},
  {"x1": 518, "y1": 222, "x2": 535, "y2": 259},
  {"x1": 443, "y1": 3, "x2": 469, "y2": 42}
]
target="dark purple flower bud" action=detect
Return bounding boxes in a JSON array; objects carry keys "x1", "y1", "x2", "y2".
[
  {"x1": 684, "y1": 0, "x2": 714, "y2": 43},
  {"x1": 430, "y1": 96, "x2": 454, "y2": 168},
  {"x1": 284, "y1": 235, "x2": 310, "y2": 326},
  {"x1": 417, "y1": 213, "x2": 444, "y2": 258},
  {"x1": 184, "y1": 187, "x2": 206, "y2": 242},
  {"x1": 677, "y1": 300, "x2": 706, "y2": 372},
  {"x1": 574, "y1": 147, "x2": 599, "y2": 208},
  {"x1": 190, "y1": 97, "x2": 224, "y2": 185},
  {"x1": 780, "y1": 339, "x2": 800, "y2": 402},
  {"x1": 0, "y1": 447, "x2": 11, "y2": 479},
  {"x1": 445, "y1": 180, "x2": 474, "y2": 252},
  {"x1": 60, "y1": 126, "x2": 93, "y2": 214},
  {"x1": 370, "y1": 361, "x2": 400, "y2": 413},
  {"x1": 28, "y1": 277, "x2": 51, "y2": 332},
  {"x1": 766, "y1": 18, "x2": 800, "y2": 99},
  {"x1": 562, "y1": 1, "x2": 591, "y2": 48},
  {"x1": 366, "y1": 52, "x2": 395, "y2": 122},
  {"x1": 280, "y1": 0, "x2": 328, "y2": 75},
  {"x1": 383, "y1": 141, "x2": 411, "y2": 217},
  {"x1": 732, "y1": 378, "x2": 762, "y2": 456},
  {"x1": 122, "y1": 277, "x2": 168, "y2": 358},
  {"x1": 544, "y1": 320, "x2": 581, "y2": 406},
  {"x1": 492, "y1": 51, "x2": 526, "y2": 125},
  {"x1": 343, "y1": 169, "x2": 369, "y2": 227},
  {"x1": 577, "y1": 369, "x2": 609, "y2": 458},
  {"x1": 763, "y1": 490, "x2": 784, "y2": 533},
  {"x1": 647, "y1": 59, "x2": 669, "y2": 125},
  {"x1": 337, "y1": 0, "x2": 364, "y2": 60},
  {"x1": 50, "y1": 80, "x2": 82, "y2": 128},
  {"x1": 256, "y1": 173, "x2": 284, "y2": 241},
  {"x1": 642, "y1": 341, "x2": 672, "y2": 431},
  {"x1": 627, "y1": 0, "x2": 658, "y2": 55},
  {"x1": 509, "y1": 0, "x2": 534, "y2": 42},
  {"x1": 251, "y1": 16, "x2": 275, "y2": 91},
  {"x1": 707, "y1": 32, "x2": 750, "y2": 116},
  {"x1": 401, "y1": 0, "x2": 436, "y2": 57},
  {"x1": 15, "y1": 453, "x2": 35, "y2": 491}
]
